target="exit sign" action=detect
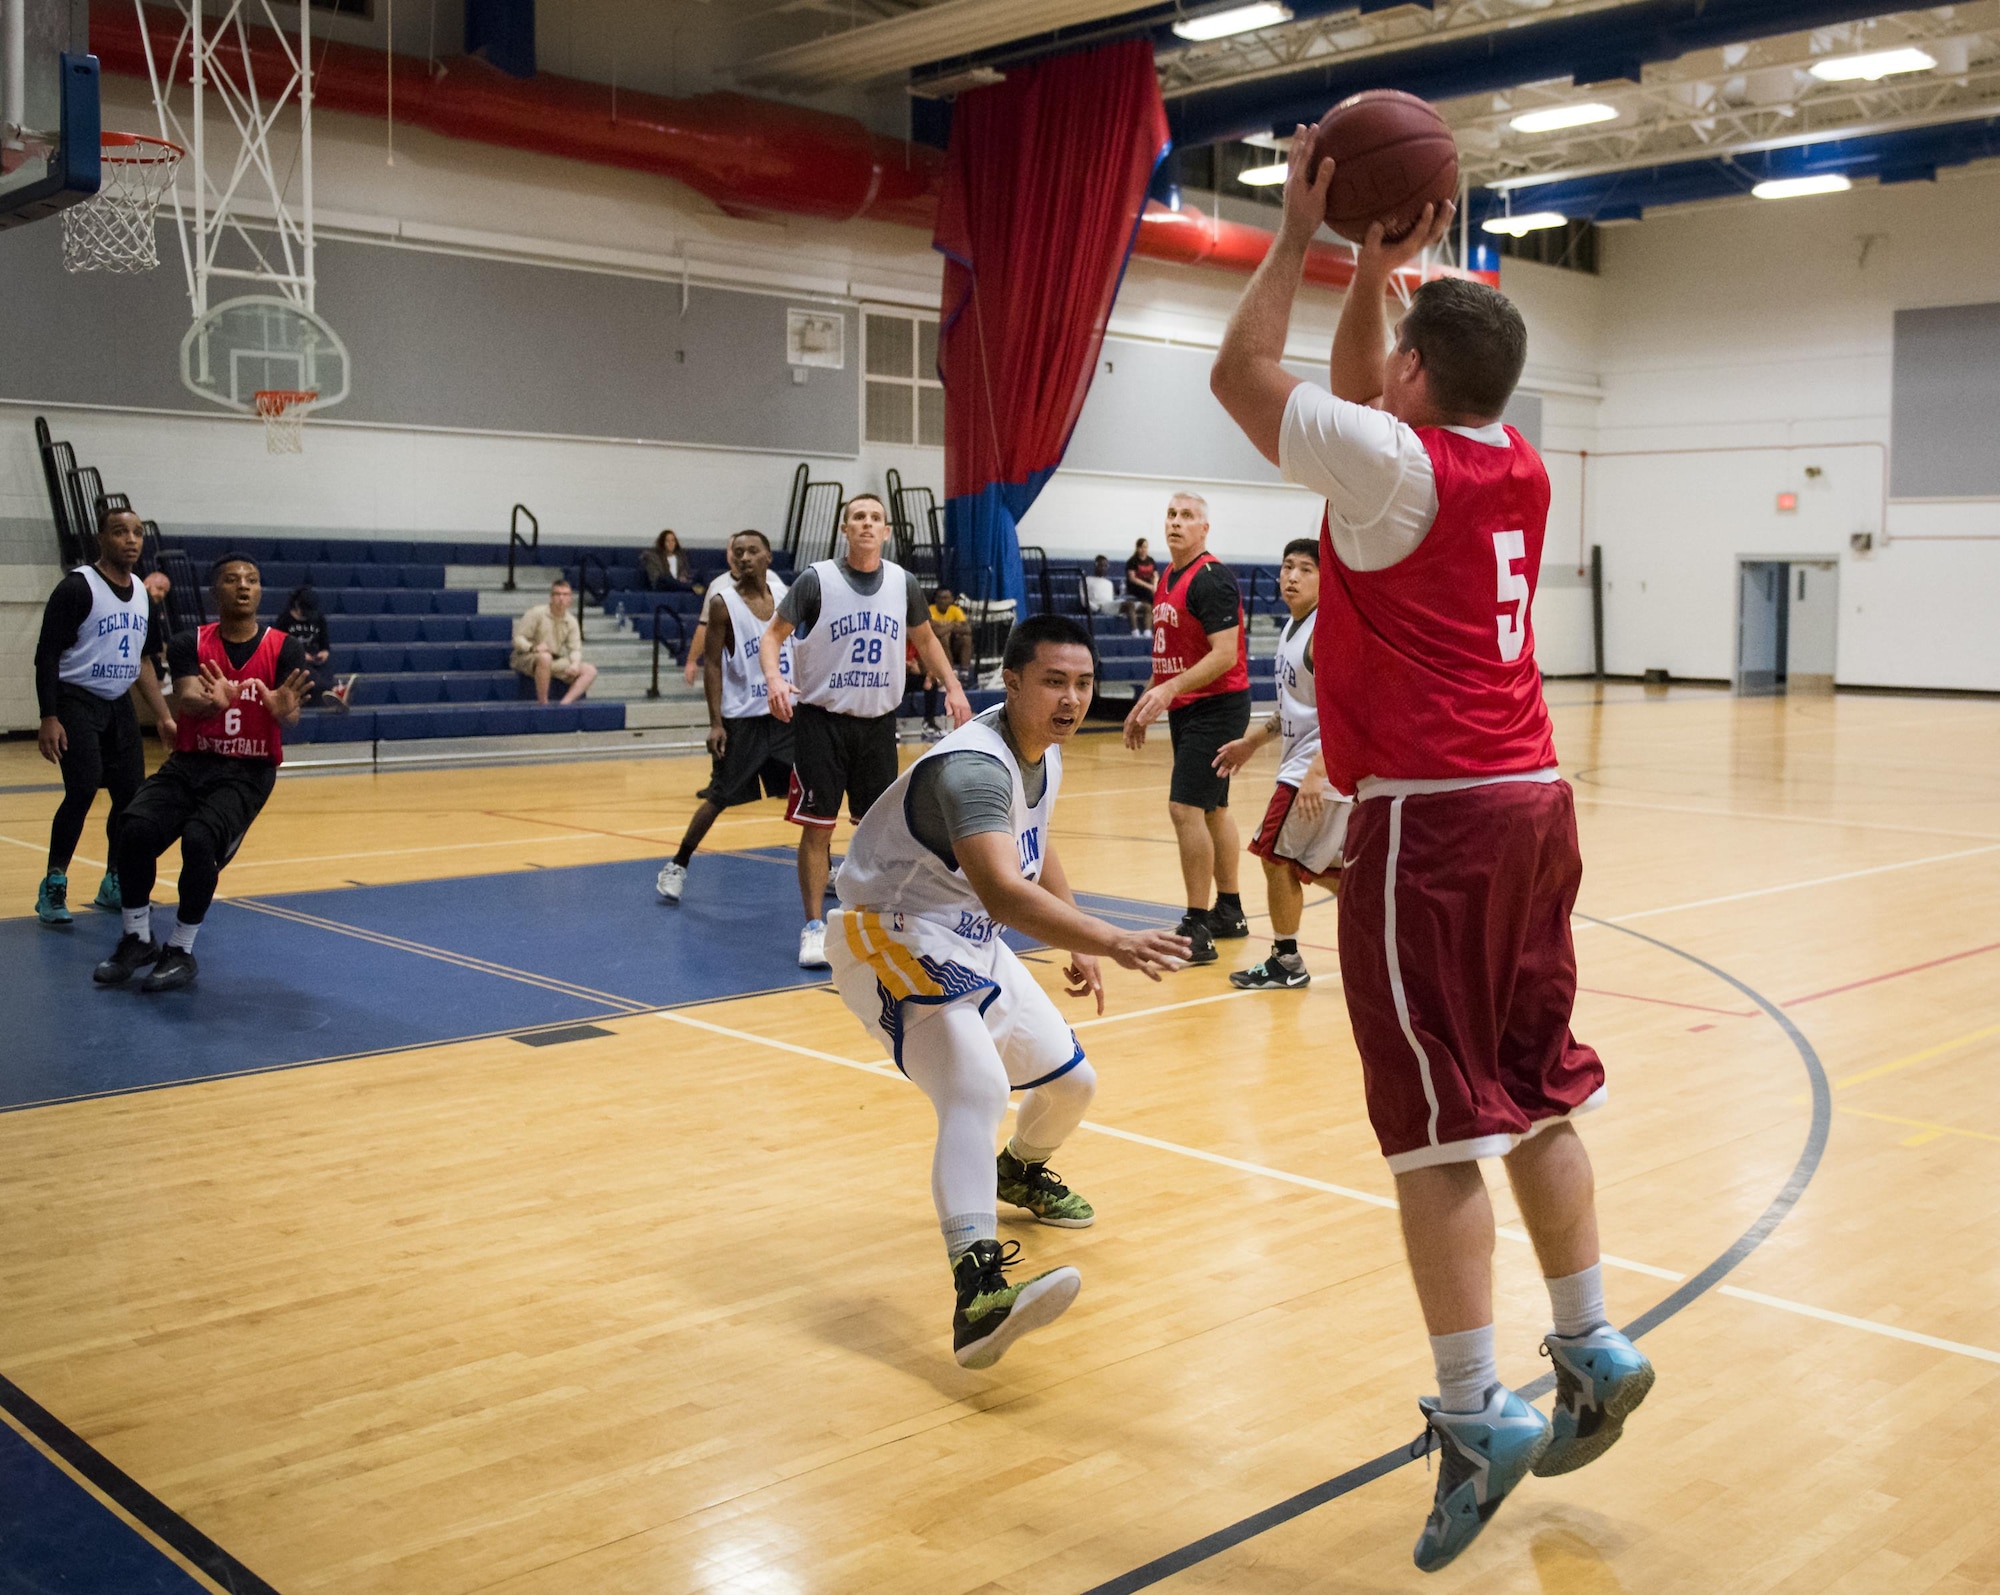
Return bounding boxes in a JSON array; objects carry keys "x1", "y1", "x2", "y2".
[{"x1": 1777, "y1": 492, "x2": 1798, "y2": 512}]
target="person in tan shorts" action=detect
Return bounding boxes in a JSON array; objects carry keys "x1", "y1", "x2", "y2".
[{"x1": 511, "y1": 578, "x2": 598, "y2": 705}]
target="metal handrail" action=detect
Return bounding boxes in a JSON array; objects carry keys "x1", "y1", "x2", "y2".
[
  {"x1": 647, "y1": 604, "x2": 689, "y2": 699},
  {"x1": 572, "y1": 552, "x2": 611, "y2": 640},
  {"x1": 504, "y1": 503, "x2": 539, "y2": 591}
]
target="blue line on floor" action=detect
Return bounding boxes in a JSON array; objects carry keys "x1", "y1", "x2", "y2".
[{"x1": 1082, "y1": 917, "x2": 1832, "y2": 1594}]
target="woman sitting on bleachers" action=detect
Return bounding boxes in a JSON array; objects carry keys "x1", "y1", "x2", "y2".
[{"x1": 641, "y1": 529, "x2": 704, "y2": 595}]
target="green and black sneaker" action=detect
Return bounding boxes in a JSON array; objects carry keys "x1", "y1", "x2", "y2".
[
  {"x1": 951, "y1": 1239, "x2": 1081, "y2": 1370},
  {"x1": 997, "y1": 1147, "x2": 1096, "y2": 1228},
  {"x1": 91, "y1": 868, "x2": 121, "y2": 912},
  {"x1": 35, "y1": 871, "x2": 71, "y2": 927}
]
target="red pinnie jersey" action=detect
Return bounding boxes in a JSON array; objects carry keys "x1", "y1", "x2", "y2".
[
  {"x1": 175, "y1": 624, "x2": 289, "y2": 767},
  {"x1": 1313, "y1": 425, "x2": 1558, "y2": 793},
  {"x1": 1151, "y1": 551, "x2": 1250, "y2": 710}
]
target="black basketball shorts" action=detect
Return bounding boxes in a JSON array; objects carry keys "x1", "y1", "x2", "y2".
[
  {"x1": 786, "y1": 702, "x2": 900, "y2": 828},
  {"x1": 699, "y1": 714, "x2": 796, "y2": 810},
  {"x1": 121, "y1": 751, "x2": 277, "y2": 867},
  {"x1": 1167, "y1": 688, "x2": 1253, "y2": 812}
]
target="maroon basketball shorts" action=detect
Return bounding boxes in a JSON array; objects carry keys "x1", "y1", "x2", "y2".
[
  {"x1": 1247, "y1": 780, "x2": 1350, "y2": 883},
  {"x1": 1337, "y1": 777, "x2": 1605, "y2": 1172}
]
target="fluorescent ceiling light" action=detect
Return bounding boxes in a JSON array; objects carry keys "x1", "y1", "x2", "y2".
[
  {"x1": 1808, "y1": 46, "x2": 1936, "y2": 82},
  {"x1": 1509, "y1": 102, "x2": 1618, "y2": 133},
  {"x1": 1241, "y1": 131, "x2": 1292, "y2": 151},
  {"x1": 1481, "y1": 211, "x2": 1567, "y2": 236},
  {"x1": 1237, "y1": 161, "x2": 1289, "y2": 186},
  {"x1": 1752, "y1": 173, "x2": 1853, "y2": 199},
  {"x1": 1172, "y1": 3, "x2": 1292, "y2": 43}
]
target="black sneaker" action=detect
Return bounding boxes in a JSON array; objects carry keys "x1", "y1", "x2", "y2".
[
  {"x1": 93, "y1": 933, "x2": 161, "y2": 985},
  {"x1": 141, "y1": 946, "x2": 198, "y2": 992},
  {"x1": 1175, "y1": 912, "x2": 1218, "y2": 965},
  {"x1": 951, "y1": 1238, "x2": 1081, "y2": 1371},
  {"x1": 1230, "y1": 953, "x2": 1310, "y2": 990},
  {"x1": 1207, "y1": 901, "x2": 1250, "y2": 939}
]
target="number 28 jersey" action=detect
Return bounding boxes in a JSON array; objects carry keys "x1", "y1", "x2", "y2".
[
  {"x1": 175, "y1": 624, "x2": 289, "y2": 767},
  {"x1": 1313, "y1": 424, "x2": 1556, "y2": 795},
  {"x1": 793, "y1": 557, "x2": 908, "y2": 720}
]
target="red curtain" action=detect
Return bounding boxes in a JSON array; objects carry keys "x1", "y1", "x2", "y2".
[{"x1": 935, "y1": 40, "x2": 1169, "y2": 607}]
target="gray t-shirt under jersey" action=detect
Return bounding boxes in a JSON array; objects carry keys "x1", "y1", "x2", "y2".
[
  {"x1": 906, "y1": 714, "x2": 1049, "y2": 870},
  {"x1": 777, "y1": 560, "x2": 927, "y2": 638}
]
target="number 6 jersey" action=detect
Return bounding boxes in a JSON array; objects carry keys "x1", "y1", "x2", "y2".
[{"x1": 173, "y1": 624, "x2": 293, "y2": 766}]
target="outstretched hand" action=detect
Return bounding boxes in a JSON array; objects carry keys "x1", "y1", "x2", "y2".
[
  {"x1": 264, "y1": 668, "x2": 315, "y2": 723},
  {"x1": 1358, "y1": 199, "x2": 1457, "y2": 277},
  {"x1": 1280, "y1": 124, "x2": 1335, "y2": 246},
  {"x1": 1064, "y1": 953, "x2": 1106, "y2": 1014},
  {"x1": 1211, "y1": 734, "x2": 1258, "y2": 778},
  {"x1": 196, "y1": 659, "x2": 240, "y2": 712},
  {"x1": 1108, "y1": 927, "x2": 1191, "y2": 982}
]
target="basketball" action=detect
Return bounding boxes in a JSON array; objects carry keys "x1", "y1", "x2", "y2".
[{"x1": 1305, "y1": 89, "x2": 1459, "y2": 244}]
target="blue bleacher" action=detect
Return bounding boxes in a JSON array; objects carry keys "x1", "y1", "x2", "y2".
[{"x1": 163, "y1": 532, "x2": 645, "y2": 747}]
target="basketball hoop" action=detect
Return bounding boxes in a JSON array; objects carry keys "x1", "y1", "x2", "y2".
[
  {"x1": 254, "y1": 390, "x2": 318, "y2": 454},
  {"x1": 61, "y1": 133, "x2": 185, "y2": 274}
]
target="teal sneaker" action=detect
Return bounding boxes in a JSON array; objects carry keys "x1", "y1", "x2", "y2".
[
  {"x1": 997, "y1": 1147, "x2": 1095, "y2": 1228},
  {"x1": 35, "y1": 871, "x2": 72, "y2": 926},
  {"x1": 951, "y1": 1239, "x2": 1081, "y2": 1370},
  {"x1": 92, "y1": 868, "x2": 121, "y2": 911},
  {"x1": 1411, "y1": 1385, "x2": 1551, "y2": 1573},
  {"x1": 1534, "y1": 1326, "x2": 1655, "y2": 1476}
]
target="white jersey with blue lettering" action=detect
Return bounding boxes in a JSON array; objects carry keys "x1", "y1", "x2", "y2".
[
  {"x1": 59, "y1": 565, "x2": 152, "y2": 700},
  {"x1": 793, "y1": 556, "x2": 908, "y2": 718},
  {"x1": 828, "y1": 708, "x2": 1081, "y2": 1082},
  {"x1": 835, "y1": 707, "x2": 1060, "y2": 934},
  {"x1": 1274, "y1": 608, "x2": 1320, "y2": 785},
  {"x1": 714, "y1": 574, "x2": 790, "y2": 720}
]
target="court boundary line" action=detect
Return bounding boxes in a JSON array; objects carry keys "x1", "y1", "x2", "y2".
[
  {"x1": 0, "y1": 1370, "x2": 279, "y2": 1595},
  {"x1": 1076, "y1": 915, "x2": 1835, "y2": 1593}
]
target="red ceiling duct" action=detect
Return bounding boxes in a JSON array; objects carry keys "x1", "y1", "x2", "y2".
[{"x1": 91, "y1": 6, "x2": 1414, "y2": 288}]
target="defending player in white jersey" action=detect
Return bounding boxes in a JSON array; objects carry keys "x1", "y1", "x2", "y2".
[
  {"x1": 656, "y1": 530, "x2": 794, "y2": 905},
  {"x1": 1211, "y1": 538, "x2": 1350, "y2": 990},
  {"x1": 827, "y1": 614, "x2": 1189, "y2": 1369}
]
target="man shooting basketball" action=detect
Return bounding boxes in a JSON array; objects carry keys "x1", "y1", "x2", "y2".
[
  {"x1": 1210, "y1": 134, "x2": 1652, "y2": 1570},
  {"x1": 93, "y1": 553, "x2": 311, "y2": 992}
]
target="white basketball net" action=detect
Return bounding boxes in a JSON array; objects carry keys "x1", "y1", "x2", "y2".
[
  {"x1": 61, "y1": 135, "x2": 184, "y2": 274},
  {"x1": 254, "y1": 390, "x2": 318, "y2": 454}
]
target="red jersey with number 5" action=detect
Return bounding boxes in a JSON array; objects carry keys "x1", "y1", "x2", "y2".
[
  {"x1": 175, "y1": 623, "x2": 288, "y2": 766},
  {"x1": 1313, "y1": 425, "x2": 1555, "y2": 794}
]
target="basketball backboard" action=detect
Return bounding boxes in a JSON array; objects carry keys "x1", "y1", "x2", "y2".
[
  {"x1": 180, "y1": 295, "x2": 351, "y2": 413},
  {"x1": 0, "y1": 0, "x2": 98, "y2": 230}
]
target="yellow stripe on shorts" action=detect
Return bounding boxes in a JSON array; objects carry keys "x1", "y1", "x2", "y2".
[{"x1": 858, "y1": 911, "x2": 944, "y2": 1000}]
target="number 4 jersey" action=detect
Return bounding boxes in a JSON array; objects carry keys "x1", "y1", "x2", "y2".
[
  {"x1": 1311, "y1": 423, "x2": 1557, "y2": 796},
  {"x1": 173, "y1": 624, "x2": 295, "y2": 766}
]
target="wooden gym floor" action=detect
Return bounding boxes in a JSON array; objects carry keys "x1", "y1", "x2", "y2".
[{"x1": 1, "y1": 681, "x2": 1997, "y2": 1593}]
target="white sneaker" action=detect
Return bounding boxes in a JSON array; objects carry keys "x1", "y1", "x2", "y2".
[
  {"x1": 655, "y1": 860, "x2": 687, "y2": 904},
  {"x1": 799, "y1": 919, "x2": 830, "y2": 969}
]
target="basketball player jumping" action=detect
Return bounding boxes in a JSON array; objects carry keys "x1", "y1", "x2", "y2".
[
  {"x1": 1210, "y1": 537, "x2": 1349, "y2": 989},
  {"x1": 656, "y1": 530, "x2": 795, "y2": 905},
  {"x1": 1211, "y1": 139, "x2": 1652, "y2": 1569},
  {"x1": 93, "y1": 553, "x2": 311, "y2": 993},
  {"x1": 33, "y1": 506, "x2": 175, "y2": 924},
  {"x1": 827, "y1": 614, "x2": 1188, "y2": 1368},
  {"x1": 761, "y1": 494, "x2": 971, "y2": 970}
]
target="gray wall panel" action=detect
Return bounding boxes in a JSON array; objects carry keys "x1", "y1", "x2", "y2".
[
  {"x1": 1063, "y1": 335, "x2": 1543, "y2": 481},
  {"x1": 1892, "y1": 302, "x2": 2000, "y2": 498},
  {"x1": 0, "y1": 225, "x2": 858, "y2": 454}
]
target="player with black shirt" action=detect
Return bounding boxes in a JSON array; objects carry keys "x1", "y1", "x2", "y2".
[
  {"x1": 1121, "y1": 494, "x2": 1253, "y2": 964},
  {"x1": 94, "y1": 553, "x2": 311, "y2": 993},
  {"x1": 33, "y1": 507, "x2": 177, "y2": 925}
]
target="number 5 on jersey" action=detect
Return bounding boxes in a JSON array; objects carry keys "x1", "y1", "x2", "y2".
[{"x1": 1492, "y1": 530, "x2": 1529, "y2": 663}]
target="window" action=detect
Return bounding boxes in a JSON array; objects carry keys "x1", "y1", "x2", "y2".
[{"x1": 864, "y1": 309, "x2": 943, "y2": 447}]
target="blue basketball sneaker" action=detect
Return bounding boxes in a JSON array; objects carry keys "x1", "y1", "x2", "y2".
[
  {"x1": 1534, "y1": 1326, "x2": 1655, "y2": 1476},
  {"x1": 1411, "y1": 1385, "x2": 1550, "y2": 1573}
]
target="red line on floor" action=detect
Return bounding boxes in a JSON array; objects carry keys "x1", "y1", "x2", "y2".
[
  {"x1": 1785, "y1": 940, "x2": 2000, "y2": 1006},
  {"x1": 1577, "y1": 985, "x2": 1756, "y2": 1018}
]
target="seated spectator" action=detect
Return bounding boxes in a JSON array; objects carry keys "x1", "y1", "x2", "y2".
[
  {"x1": 928, "y1": 586, "x2": 973, "y2": 672},
  {"x1": 1084, "y1": 555, "x2": 1119, "y2": 615},
  {"x1": 1124, "y1": 536, "x2": 1158, "y2": 635},
  {"x1": 512, "y1": 578, "x2": 599, "y2": 705},
  {"x1": 272, "y1": 585, "x2": 347, "y2": 708},
  {"x1": 642, "y1": 529, "x2": 704, "y2": 594}
]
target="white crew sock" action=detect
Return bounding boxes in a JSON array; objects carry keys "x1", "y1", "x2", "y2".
[
  {"x1": 1430, "y1": 1324, "x2": 1499, "y2": 1414},
  {"x1": 167, "y1": 919, "x2": 200, "y2": 952},
  {"x1": 1546, "y1": 1263, "x2": 1607, "y2": 1339},
  {"x1": 942, "y1": 1211, "x2": 998, "y2": 1265},
  {"x1": 122, "y1": 905, "x2": 152, "y2": 940}
]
